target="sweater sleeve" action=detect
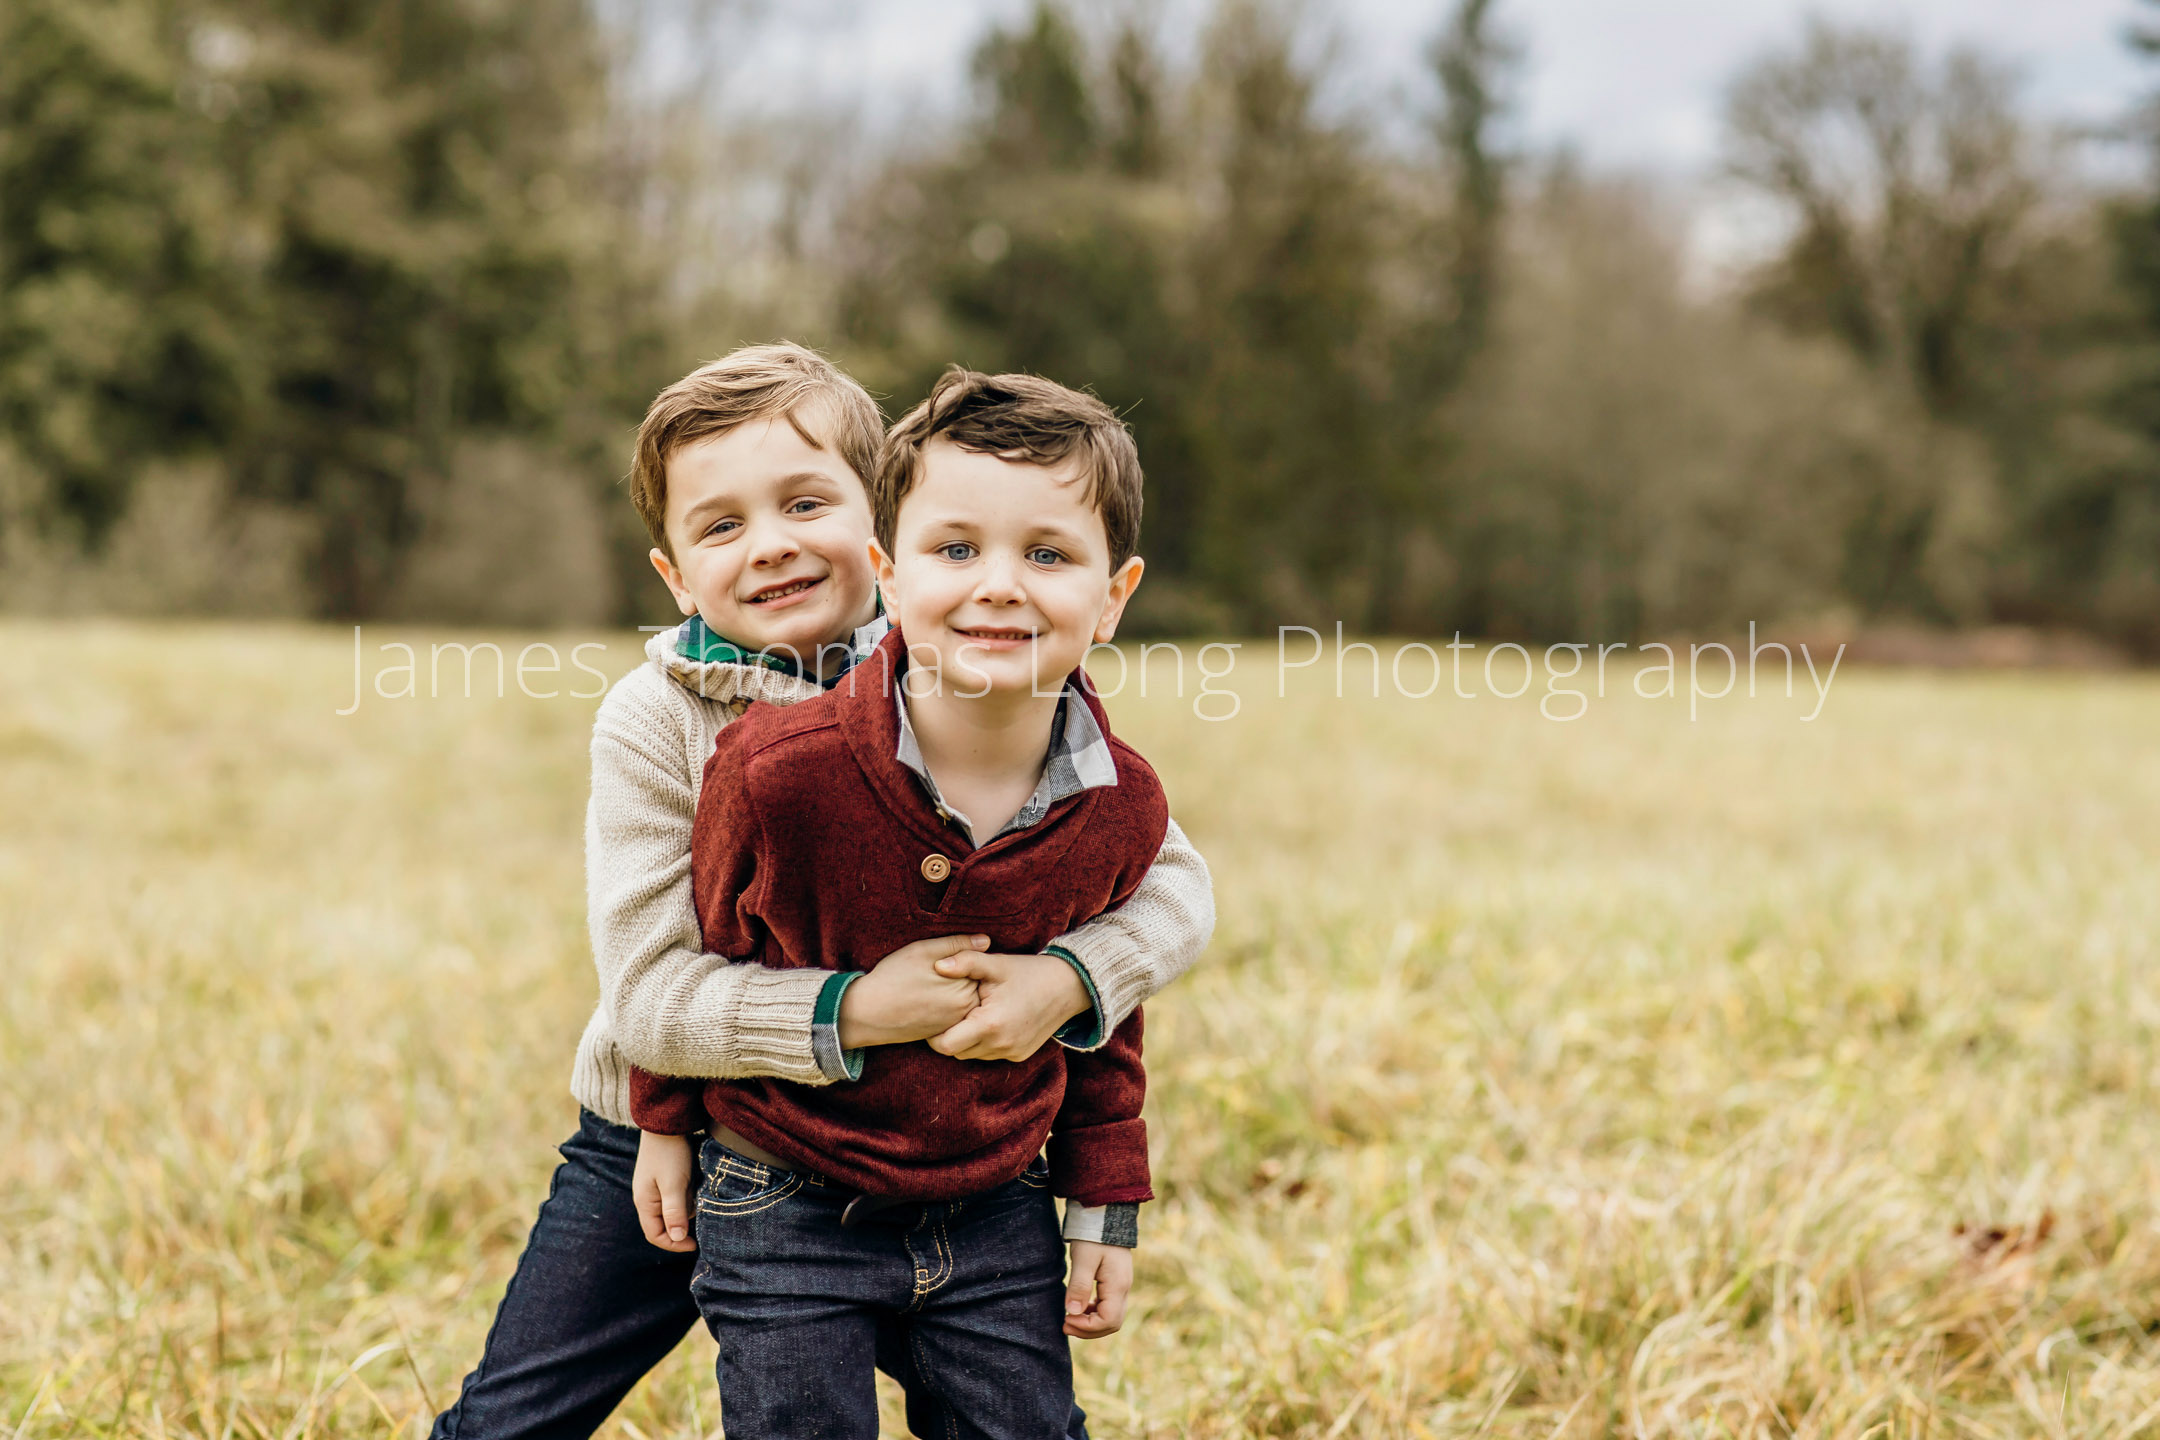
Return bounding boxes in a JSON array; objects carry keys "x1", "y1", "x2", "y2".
[
  {"x1": 588, "y1": 677, "x2": 831, "y2": 1086},
  {"x1": 1046, "y1": 1009, "x2": 1151, "y2": 1209},
  {"x1": 626, "y1": 727, "x2": 790, "y2": 1135},
  {"x1": 628, "y1": 1064, "x2": 707, "y2": 1135},
  {"x1": 1045, "y1": 816, "x2": 1213, "y2": 1045}
]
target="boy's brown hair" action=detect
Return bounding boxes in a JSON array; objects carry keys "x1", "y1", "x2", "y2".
[
  {"x1": 631, "y1": 342, "x2": 883, "y2": 555},
  {"x1": 874, "y1": 368, "x2": 1143, "y2": 568}
]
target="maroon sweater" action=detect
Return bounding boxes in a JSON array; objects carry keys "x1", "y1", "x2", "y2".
[{"x1": 628, "y1": 632, "x2": 1166, "y2": 1207}]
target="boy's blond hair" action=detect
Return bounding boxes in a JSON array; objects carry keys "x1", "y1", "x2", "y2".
[
  {"x1": 875, "y1": 368, "x2": 1144, "y2": 569},
  {"x1": 631, "y1": 343, "x2": 883, "y2": 555}
]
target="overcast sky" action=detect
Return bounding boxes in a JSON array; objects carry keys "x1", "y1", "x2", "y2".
[
  {"x1": 720, "y1": 0, "x2": 2154, "y2": 174},
  {"x1": 1349, "y1": 0, "x2": 2145, "y2": 169}
]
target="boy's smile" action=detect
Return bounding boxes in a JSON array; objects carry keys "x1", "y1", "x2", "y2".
[
  {"x1": 952, "y1": 627, "x2": 1034, "y2": 649},
  {"x1": 745, "y1": 576, "x2": 823, "y2": 608},
  {"x1": 649, "y1": 413, "x2": 878, "y2": 671}
]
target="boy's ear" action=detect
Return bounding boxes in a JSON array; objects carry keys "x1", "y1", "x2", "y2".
[
  {"x1": 1092, "y1": 556, "x2": 1145, "y2": 644},
  {"x1": 650, "y1": 547, "x2": 698, "y2": 617},
  {"x1": 867, "y1": 538, "x2": 898, "y2": 607}
]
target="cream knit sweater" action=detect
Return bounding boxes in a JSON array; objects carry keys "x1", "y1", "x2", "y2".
[{"x1": 570, "y1": 630, "x2": 1216, "y2": 1128}]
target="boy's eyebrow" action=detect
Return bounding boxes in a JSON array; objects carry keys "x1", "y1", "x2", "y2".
[
  {"x1": 681, "y1": 471, "x2": 847, "y2": 525},
  {"x1": 913, "y1": 513, "x2": 983, "y2": 537},
  {"x1": 1011, "y1": 519, "x2": 1099, "y2": 554},
  {"x1": 912, "y1": 515, "x2": 1096, "y2": 549},
  {"x1": 677, "y1": 491, "x2": 740, "y2": 527}
]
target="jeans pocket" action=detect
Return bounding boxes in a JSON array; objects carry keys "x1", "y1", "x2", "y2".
[
  {"x1": 697, "y1": 1142, "x2": 803, "y2": 1217},
  {"x1": 1015, "y1": 1157, "x2": 1050, "y2": 1190}
]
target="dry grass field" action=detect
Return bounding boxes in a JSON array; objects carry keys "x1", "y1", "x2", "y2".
[{"x1": 7, "y1": 620, "x2": 2160, "y2": 1438}]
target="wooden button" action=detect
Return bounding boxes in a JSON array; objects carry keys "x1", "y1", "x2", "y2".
[{"x1": 920, "y1": 854, "x2": 951, "y2": 883}]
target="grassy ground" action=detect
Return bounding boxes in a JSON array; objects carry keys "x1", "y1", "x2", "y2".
[{"x1": 6, "y1": 620, "x2": 2160, "y2": 1438}]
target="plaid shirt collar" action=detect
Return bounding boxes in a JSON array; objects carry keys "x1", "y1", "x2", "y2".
[
  {"x1": 676, "y1": 611, "x2": 890, "y2": 689},
  {"x1": 891, "y1": 676, "x2": 1118, "y2": 845}
]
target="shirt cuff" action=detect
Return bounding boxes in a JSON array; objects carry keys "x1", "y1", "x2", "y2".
[
  {"x1": 1062, "y1": 1201, "x2": 1140, "y2": 1247},
  {"x1": 1044, "y1": 945, "x2": 1106, "y2": 1051},
  {"x1": 811, "y1": 971, "x2": 865, "y2": 1082}
]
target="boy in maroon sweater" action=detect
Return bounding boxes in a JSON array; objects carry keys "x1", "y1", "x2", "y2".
[{"x1": 629, "y1": 370, "x2": 1162, "y2": 1439}]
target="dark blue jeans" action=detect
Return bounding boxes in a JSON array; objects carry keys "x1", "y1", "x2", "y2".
[
  {"x1": 690, "y1": 1136, "x2": 1076, "y2": 1440},
  {"x1": 431, "y1": 1112, "x2": 1087, "y2": 1440}
]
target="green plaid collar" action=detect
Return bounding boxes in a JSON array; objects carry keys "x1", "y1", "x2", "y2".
[
  {"x1": 678, "y1": 614, "x2": 791, "y2": 672},
  {"x1": 677, "y1": 610, "x2": 887, "y2": 690}
]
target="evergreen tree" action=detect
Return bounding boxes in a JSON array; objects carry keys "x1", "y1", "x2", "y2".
[{"x1": 1, "y1": 0, "x2": 647, "y2": 615}]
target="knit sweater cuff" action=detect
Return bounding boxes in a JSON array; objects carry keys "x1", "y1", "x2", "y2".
[
  {"x1": 1043, "y1": 925, "x2": 1153, "y2": 1049},
  {"x1": 1044, "y1": 946, "x2": 1107, "y2": 1050},
  {"x1": 688, "y1": 963, "x2": 832, "y2": 1084}
]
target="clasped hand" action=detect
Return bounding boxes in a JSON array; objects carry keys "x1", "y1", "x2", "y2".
[{"x1": 836, "y1": 935, "x2": 1091, "y2": 1061}]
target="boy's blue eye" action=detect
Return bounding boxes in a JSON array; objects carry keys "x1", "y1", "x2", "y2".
[
  {"x1": 788, "y1": 499, "x2": 823, "y2": 515},
  {"x1": 938, "y1": 543, "x2": 975, "y2": 562},
  {"x1": 1028, "y1": 547, "x2": 1064, "y2": 566}
]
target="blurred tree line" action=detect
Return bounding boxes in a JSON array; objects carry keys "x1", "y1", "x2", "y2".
[
  {"x1": 0, "y1": 0, "x2": 682, "y2": 621},
  {"x1": 6, "y1": 0, "x2": 2160, "y2": 649}
]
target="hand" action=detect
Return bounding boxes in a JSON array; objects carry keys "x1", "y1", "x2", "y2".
[
  {"x1": 837, "y1": 934, "x2": 990, "y2": 1049},
  {"x1": 633, "y1": 1130, "x2": 698, "y2": 1253},
  {"x1": 927, "y1": 951, "x2": 1091, "y2": 1061},
  {"x1": 1064, "y1": 1241, "x2": 1132, "y2": 1338}
]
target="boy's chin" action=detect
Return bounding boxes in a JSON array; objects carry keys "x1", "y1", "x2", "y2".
[{"x1": 937, "y1": 657, "x2": 1084, "y2": 700}]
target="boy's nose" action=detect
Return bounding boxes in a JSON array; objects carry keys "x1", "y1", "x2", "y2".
[
  {"x1": 975, "y1": 556, "x2": 1026, "y2": 603},
  {"x1": 745, "y1": 523, "x2": 799, "y2": 566}
]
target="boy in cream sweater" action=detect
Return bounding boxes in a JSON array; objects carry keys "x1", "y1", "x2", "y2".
[{"x1": 428, "y1": 344, "x2": 1213, "y2": 1440}]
